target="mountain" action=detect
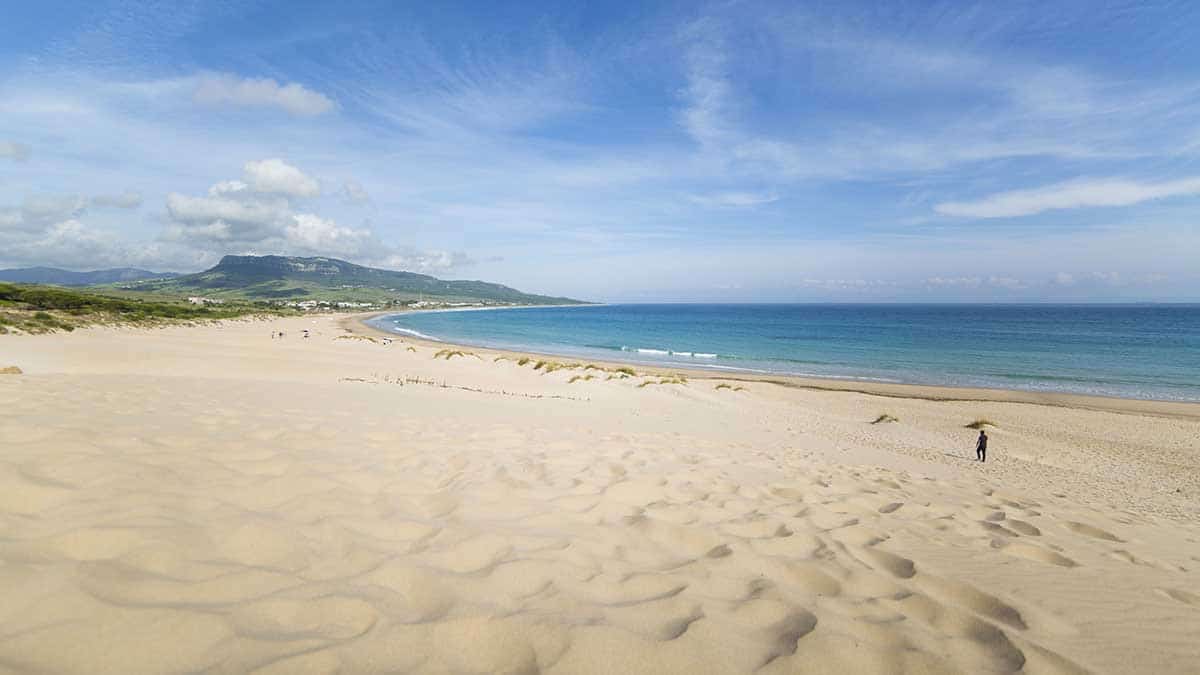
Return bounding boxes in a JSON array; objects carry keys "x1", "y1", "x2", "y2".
[
  {"x1": 127, "y1": 255, "x2": 585, "y2": 305},
  {"x1": 0, "y1": 266, "x2": 179, "y2": 286}
]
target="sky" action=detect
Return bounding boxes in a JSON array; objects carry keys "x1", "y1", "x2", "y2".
[{"x1": 1, "y1": 0, "x2": 1198, "y2": 302}]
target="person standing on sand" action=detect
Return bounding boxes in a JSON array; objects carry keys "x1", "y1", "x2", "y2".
[{"x1": 976, "y1": 430, "x2": 988, "y2": 462}]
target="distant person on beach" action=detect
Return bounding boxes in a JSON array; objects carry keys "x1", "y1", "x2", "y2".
[{"x1": 976, "y1": 430, "x2": 988, "y2": 462}]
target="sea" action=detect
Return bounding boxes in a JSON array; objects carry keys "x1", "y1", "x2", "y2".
[{"x1": 369, "y1": 304, "x2": 1200, "y2": 402}]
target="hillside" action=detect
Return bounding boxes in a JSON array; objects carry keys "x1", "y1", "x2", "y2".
[
  {"x1": 0, "y1": 282, "x2": 286, "y2": 335},
  {"x1": 0, "y1": 266, "x2": 178, "y2": 286},
  {"x1": 124, "y1": 255, "x2": 584, "y2": 305}
]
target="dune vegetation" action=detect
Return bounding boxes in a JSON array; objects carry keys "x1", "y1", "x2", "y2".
[{"x1": 0, "y1": 282, "x2": 286, "y2": 335}]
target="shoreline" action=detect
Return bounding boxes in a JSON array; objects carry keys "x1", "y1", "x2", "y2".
[{"x1": 350, "y1": 310, "x2": 1200, "y2": 420}]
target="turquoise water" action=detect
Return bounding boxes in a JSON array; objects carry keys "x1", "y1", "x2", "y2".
[{"x1": 370, "y1": 304, "x2": 1200, "y2": 402}]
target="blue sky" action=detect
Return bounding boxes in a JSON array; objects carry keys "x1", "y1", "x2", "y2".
[{"x1": 1, "y1": 0, "x2": 1198, "y2": 302}]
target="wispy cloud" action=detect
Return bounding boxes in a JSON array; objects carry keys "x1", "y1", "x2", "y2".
[
  {"x1": 689, "y1": 191, "x2": 779, "y2": 207},
  {"x1": 193, "y1": 74, "x2": 336, "y2": 117},
  {"x1": 2, "y1": 2, "x2": 1199, "y2": 300},
  {"x1": 935, "y1": 177, "x2": 1200, "y2": 218}
]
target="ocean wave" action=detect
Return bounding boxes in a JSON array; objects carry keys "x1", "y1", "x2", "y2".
[
  {"x1": 621, "y1": 346, "x2": 721, "y2": 359},
  {"x1": 387, "y1": 326, "x2": 442, "y2": 341}
]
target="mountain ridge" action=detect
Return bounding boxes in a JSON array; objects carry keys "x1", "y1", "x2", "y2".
[
  {"x1": 127, "y1": 255, "x2": 585, "y2": 305},
  {"x1": 0, "y1": 267, "x2": 179, "y2": 286}
]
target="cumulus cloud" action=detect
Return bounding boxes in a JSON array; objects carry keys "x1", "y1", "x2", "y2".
[
  {"x1": 2, "y1": 156, "x2": 468, "y2": 275},
  {"x1": 0, "y1": 218, "x2": 213, "y2": 271},
  {"x1": 935, "y1": 176, "x2": 1200, "y2": 218},
  {"x1": 0, "y1": 141, "x2": 31, "y2": 162},
  {"x1": 244, "y1": 158, "x2": 320, "y2": 197},
  {"x1": 164, "y1": 159, "x2": 319, "y2": 245},
  {"x1": 193, "y1": 74, "x2": 336, "y2": 117},
  {"x1": 159, "y1": 160, "x2": 470, "y2": 274},
  {"x1": 165, "y1": 192, "x2": 293, "y2": 245},
  {"x1": 284, "y1": 214, "x2": 374, "y2": 256},
  {"x1": 91, "y1": 191, "x2": 143, "y2": 209},
  {"x1": 2, "y1": 191, "x2": 141, "y2": 238}
]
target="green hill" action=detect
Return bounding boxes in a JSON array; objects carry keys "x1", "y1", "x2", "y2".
[
  {"x1": 0, "y1": 266, "x2": 178, "y2": 286},
  {"x1": 123, "y1": 255, "x2": 585, "y2": 305}
]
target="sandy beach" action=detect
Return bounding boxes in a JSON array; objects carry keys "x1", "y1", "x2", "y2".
[{"x1": 1, "y1": 314, "x2": 1198, "y2": 674}]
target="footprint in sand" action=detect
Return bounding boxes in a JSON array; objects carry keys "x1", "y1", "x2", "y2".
[
  {"x1": 912, "y1": 575, "x2": 1027, "y2": 630},
  {"x1": 858, "y1": 547, "x2": 917, "y2": 578},
  {"x1": 1155, "y1": 588, "x2": 1200, "y2": 605},
  {"x1": 1006, "y1": 519, "x2": 1041, "y2": 536},
  {"x1": 1064, "y1": 521, "x2": 1123, "y2": 542},
  {"x1": 1000, "y1": 542, "x2": 1078, "y2": 568}
]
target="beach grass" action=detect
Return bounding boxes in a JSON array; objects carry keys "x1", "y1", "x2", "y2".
[
  {"x1": 715, "y1": 383, "x2": 747, "y2": 392},
  {"x1": 965, "y1": 418, "x2": 997, "y2": 429},
  {"x1": 639, "y1": 375, "x2": 688, "y2": 388},
  {"x1": 871, "y1": 413, "x2": 900, "y2": 424},
  {"x1": 434, "y1": 349, "x2": 477, "y2": 360}
]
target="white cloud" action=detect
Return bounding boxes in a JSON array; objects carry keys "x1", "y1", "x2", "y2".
[
  {"x1": 193, "y1": 73, "x2": 335, "y2": 117},
  {"x1": 799, "y1": 278, "x2": 897, "y2": 291},
  {"x1": 923, "y1": 276, "x2": 983, "y2": 288},
  {"x1": 157, "y1": 162, "x2": 471, "y2": 274},
  {"x1": 0, "y1": 219, "x2": 212, "y2": 271},
  {"x1": 935, "y1": 177, "x2": 1200, "y2": 218},
  {"x1": 243, "y1": 158, "x2": 320, "y2": 197},
  {"x1": 921, "y1": 276, "x2": 1028, "y2": 290},
  {"x1": 378, "y1": 249, "x2": 473, "y2": 274},
  {"x1": 208, "y1": 180, "x2": 249, "y2": 196},
  {"x1": 0, "y1": 141, "x2": 32, "y2": 162},
  {"x1": 689, "y1": 191, "x2": 779, "y2": 207},
  {"x1": 679, "y1": 21, "x2": 738, "y2": 149},
  {"x1": 4, "y1": 194, "x2": 88, "y2": 231},
  {"x1": 165, "y1": 191, "x2": 292, "y2": 244},
  {"x1": 284, "y1": 214, "x2": 374, "y2": 256},
  {"x1": 91, "y1": 191, "x2": 143, "y2": 209}
]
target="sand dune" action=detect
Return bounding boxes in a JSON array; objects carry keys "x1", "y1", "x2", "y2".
[{"x1": 1, "y1": 315, "x2": 1198, "y2": 673}]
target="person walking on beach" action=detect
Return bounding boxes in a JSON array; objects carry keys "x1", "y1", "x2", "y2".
[{"x1": 976, "y1": 430, "x2": 988, "y2": 462}]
